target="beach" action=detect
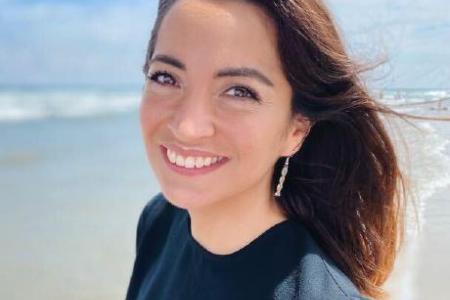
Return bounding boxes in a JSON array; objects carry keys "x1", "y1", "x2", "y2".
[{"x1": 0, "y1": 87, "x2": 449, "y2": 300}]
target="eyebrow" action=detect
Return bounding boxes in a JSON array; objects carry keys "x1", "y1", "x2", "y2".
[{"x1": 149, "y1": 54, "x2": 274, "y2": 87}]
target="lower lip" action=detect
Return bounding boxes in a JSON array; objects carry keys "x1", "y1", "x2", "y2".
[{"x1": 160, "y1": 145, "x2": 229, "y2": 176}]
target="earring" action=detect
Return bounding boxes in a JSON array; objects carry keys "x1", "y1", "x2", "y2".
[
  {"x1": 274, "y1": 156, "x2": 290, "y2": 197},
  {"x1": 274, "y1": 126, "x2": 312, "y2": 197}
]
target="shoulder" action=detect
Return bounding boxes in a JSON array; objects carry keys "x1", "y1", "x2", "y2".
[
  {"x1": 139, "y1": 192, "x2": 171, "y2": 222},
  {"x1": 277, "y1": 221, "x2": 370, "y2": 300},
  {"x1": 134, "y1": 192, "x2": 176, "y2": 251}
]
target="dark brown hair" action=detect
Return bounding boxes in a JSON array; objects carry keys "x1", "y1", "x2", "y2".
[{"x1": 143, "y1": 0, "x2": 415, "y2": 299}]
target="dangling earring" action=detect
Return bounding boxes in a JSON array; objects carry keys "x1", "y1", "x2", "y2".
[
  {"x1": 274, "y1": 155, "x2": 291, "y2": 197},
  {"x1": 274, "y1": 125, "x2": 312, "y2": 197}
]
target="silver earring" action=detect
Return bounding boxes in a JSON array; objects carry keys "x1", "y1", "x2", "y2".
[
  {"x1": 274, "y1": 156, "x2": 290, "y2": 197},
  {"x1": 274, "y1": 127, "x2": 311, "y2": 197}
]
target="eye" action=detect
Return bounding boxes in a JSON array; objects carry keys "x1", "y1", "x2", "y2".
[
  {"x1": 225, "y1": 85, "x2": 261, "y2": 102},
  {"x1": 147, "y1": 70, "x2": 179, "y2": 87}
]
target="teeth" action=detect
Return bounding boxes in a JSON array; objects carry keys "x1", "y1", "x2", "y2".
[
  {"x1": 166, "y1": 148, "x2": 224, "y2": 169},
  {"x1": 175, "y1": 155, "x2": 184, "y2": 167},
  {"x1": 195, "y1": 157, "x2": 204, "y2": 168},
  {"x1": 184, "y1": 157, "x2": 195, "y2": 168}
]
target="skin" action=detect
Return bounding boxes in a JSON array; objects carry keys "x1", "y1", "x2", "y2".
[{"x1": 140, "y1": 0, "x2": 311, "y2": 255}]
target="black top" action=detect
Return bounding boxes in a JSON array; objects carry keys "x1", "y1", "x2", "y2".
[{"x1": 126, "y1": 193, "x2": 369, "y2": 300}]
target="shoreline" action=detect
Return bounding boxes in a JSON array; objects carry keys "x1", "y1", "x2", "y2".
[{"x1": 385, "y1": 116, "x2": 450, "y2": 300}]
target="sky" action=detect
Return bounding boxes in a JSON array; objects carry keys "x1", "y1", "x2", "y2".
[{"x1": 0, "y1": 0, "x2": 449, "y2": 89}]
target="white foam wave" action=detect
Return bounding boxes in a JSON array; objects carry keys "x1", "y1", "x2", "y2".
[
  {"x1": 423, "y1": 90, "x2": 448, "y2": 98},
  {"x1": 379, "y1": 89, "x2": 450, "y2": 106},
  {"x1": 404, "y1": 122, "x2": 450, "y2": 229},
  {"x1": 383, "y1": 107, "x2": 450, "y2": 300},
  {"x1": 0, "y1": 89, "x2": 140, "y2": 122}
]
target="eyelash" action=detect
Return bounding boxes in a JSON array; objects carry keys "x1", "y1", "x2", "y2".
[{"x1": 147, "y1": 70, "x2": 261, "y2": 102}]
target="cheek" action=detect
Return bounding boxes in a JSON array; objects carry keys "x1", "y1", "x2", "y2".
[
  {"x1": 139, "y1": 91, "x2": 168, "y2": 139},
  {"x1": 228, "y1": 116, "x2": 280, "y2": 162}
]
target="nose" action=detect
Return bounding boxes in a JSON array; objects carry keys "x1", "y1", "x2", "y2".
[{"x1": 168, "y1": 92, "x2": 215, "y2": 142}]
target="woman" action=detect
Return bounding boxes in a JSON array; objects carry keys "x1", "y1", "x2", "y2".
[{"x1": 126, "y1": 0, "x2": 407, "y2": 299}]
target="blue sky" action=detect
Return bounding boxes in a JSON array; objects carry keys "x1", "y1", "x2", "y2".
[{"x1": 0, "y1": 0, "x2": 449, "y2": 89}]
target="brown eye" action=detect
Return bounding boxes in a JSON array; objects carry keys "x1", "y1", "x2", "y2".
[
  {"x1": 147, "y1": 71, "x2": 178, "y2": 87},
  {"x1": 225, "y1": 86, "x2": 261, "y2": 102}
]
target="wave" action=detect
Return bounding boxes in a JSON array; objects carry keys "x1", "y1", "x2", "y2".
[
  {"x1": 1, "y1": 87, "x2": 449, "y2": 122},
  {"x1": 0, "y1": 88, "x2": 141, "y2": 122},
  {"x1": 383, "y1": 107, "x2": 450, "y2": 300}
]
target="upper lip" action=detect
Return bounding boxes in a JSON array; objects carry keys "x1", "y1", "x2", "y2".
[{"x1": 163, "y1": 143, "x2": 226, "y2": 158}]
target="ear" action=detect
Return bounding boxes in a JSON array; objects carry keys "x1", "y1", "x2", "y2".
[{"x1": 280, "y1": 114, "x2": 311, "y2": 157}]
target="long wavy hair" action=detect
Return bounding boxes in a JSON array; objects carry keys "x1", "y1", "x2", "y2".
[{"x1": 143, "y1": 0, "x2": 414, "y2": 298}]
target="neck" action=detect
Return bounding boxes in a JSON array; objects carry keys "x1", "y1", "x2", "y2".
[{"x1": 187, "y1": 186, "x2": 288, "y2": 255}]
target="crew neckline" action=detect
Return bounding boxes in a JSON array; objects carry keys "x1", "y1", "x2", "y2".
[{"x1": 183, "y1": 210, "x2": 295, "y2": 262}]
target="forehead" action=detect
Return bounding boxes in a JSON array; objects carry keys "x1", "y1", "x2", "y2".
[{"x1": 155, "y1": 0, "x2": 282, "y2": 74}]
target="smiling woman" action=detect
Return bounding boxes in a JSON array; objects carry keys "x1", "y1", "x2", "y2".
[{"x1": 125, "y1": 0, "x2": 408, "y2": 299}]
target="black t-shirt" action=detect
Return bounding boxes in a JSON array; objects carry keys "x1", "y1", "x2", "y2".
[{"x1": 126, "y1": 193, "x2": 369, "y2": 300}]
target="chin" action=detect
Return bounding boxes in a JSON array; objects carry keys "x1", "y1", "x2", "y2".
[{"x1": 161, "y1": 187, "x2": 214, "y2": 210}]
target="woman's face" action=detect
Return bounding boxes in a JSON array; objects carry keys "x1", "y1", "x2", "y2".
[{"x1": 140, "y1": 0, "x2": 309, "y2": 209}]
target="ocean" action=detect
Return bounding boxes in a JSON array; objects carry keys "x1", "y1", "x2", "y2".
[{"x1": 0, "y1": 87, "x2": 449, "y2": 300}]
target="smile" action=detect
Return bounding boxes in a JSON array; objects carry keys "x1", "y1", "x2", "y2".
[
  {"x1": 160, "y1": 145, "x2": 230, "y2": 176},
  {"x1": 166, "y1": 147, "x2": 224, "y2": 168}
]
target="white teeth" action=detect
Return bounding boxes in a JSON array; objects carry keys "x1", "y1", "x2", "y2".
[
  {"x1": 168, "y1": 150, "x2": 177, "y2": 164},
  {"x1": 184, "y1": 157, "x2": 195, "y2": 168},
  {"x1": 165, "y1": 148, "x2": 224, "y2": 169},
  {"x1": 175, "y1": 155, "x2": 184, "y2": 167},
  {"x1": 204, "y1": 157, "x2": 212, "y2": 167},
  {"x1": 195, "y1": 157, "x2": 204, "y2": 168}
]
